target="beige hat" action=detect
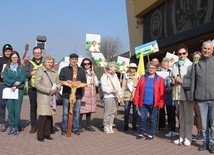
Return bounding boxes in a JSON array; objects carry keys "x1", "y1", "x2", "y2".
[{"x1": 129, "y1": 63, "x2": 137, "y2": 68}]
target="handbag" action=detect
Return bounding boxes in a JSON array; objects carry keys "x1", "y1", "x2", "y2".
[{"x1": 45, "y1": 72, "x2": 63, "y2": 104}]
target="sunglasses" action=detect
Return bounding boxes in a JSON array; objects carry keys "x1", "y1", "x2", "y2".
[
  {"x1": 84, "y1": 63, "x2": 90, "y2": 66},
  {"x1": 178, "y1": 52, "x2": 187, "y2": 56}
]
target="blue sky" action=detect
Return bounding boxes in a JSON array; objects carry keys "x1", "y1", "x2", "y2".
[{"x1": 0, "y1": 0, "x2": 130, "y2": 62}]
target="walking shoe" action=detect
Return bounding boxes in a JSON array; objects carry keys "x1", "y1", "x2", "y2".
[
  {"x1": 209, "y1": 145, "x2": 214, "y2": 154},
  {"x1": 165, "y1": 131, "x2": 176, "y2": 137},
  {"x1": 73, "y1": 130, "x2": 80, "y2": 135},
  {"x1": 13, "y1": 128, "x2": 19, "y2": 135},
  {"x1": 183, "y1": 138, "x2": 191, "y2": 146},
  {"x1": 103, "y1": 126, "x2": 111, "y2": 134},
  {"x1": 123, "y1": 125, "x2": 128, "y2": 131},
  {"x1": 79, "y1": 126, "x2": 84, "y2": 132},
  {"x1": 109, "y1": 126, "x2": 115, "y2": 133},
  {"x1": 174, "y1": 137, "x2": 184, "y2": 145},
  {"x1": 136, "y1": 134, "x2": 144, "y2": 139},
  {"x1": 37, "y1": 137, "x2": 45, "y2": 142},
  {"x1": 8, "y1": 128, "x2": 15, "y2": 135},
  {"x1": 198, "y1": 142, "x2": 208, "y2": 151},
  {"x1": 84, "y1": 125, "x2": 95, "y2": 132},
  {"x1": 61, "y1": 131, "x2": 66, "y2": 135},
  {"x1": 0, "y1": 124, "x2": 6, "y2": 132},
  {"x1": 44, "y1": 136, "x2": 54, "y2": 140},
  {"x1": 29, "y1": 127, "x2": 37, "y2": 134},
  {"x1": 146, "y1": 135, "x2": 154, "y2": 140},
  {"x1": 196, "y1": 132, "x2": 203, "y2": 140},
  {"x1": 132, "y1": 127, "x2": 138, "y2": 131}
]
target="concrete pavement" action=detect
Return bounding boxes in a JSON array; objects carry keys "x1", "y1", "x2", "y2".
[{"x1": 0, "y1": 96, "x2": 209, "y2": 155}]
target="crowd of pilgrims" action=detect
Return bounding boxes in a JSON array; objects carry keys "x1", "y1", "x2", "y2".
[{"x1": 0, "y1": 40, "x2": 214, "y2": 153}]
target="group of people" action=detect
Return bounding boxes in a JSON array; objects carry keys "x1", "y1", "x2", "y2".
[{"x1": 0, "y1": 40, "x2": 214, "y2": 153}]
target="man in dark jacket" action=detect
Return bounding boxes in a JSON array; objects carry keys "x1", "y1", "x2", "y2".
[
  {"x1": 0, "y1": 44, "x2": 13, "y2": 132},
  {"x1": 190, "y1": 40, "x2": 214, "y2": 153},
  {"x1": 59, "y1": 53, "x2": 86, "y2": 135},
  {"x1": 25, "y1": 47, "x2": 43, "y2": 134}
]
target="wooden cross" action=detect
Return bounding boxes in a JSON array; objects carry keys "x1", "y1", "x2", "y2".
[{"x1": 60, "y1": 80, "x2": 87, "y2": 137}]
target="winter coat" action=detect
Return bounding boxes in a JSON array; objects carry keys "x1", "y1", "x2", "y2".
[
  {"x1": 35, "y1": 66, "x2": 61, "y2": 116},
  {"x1": 59, "y1": 65, "x2": 86, "y2": 99},
  {"x1": 3, "y1": 65, "x2": 26, "y2": 89},
  {"x1": 100, "y1": 73, "x2": 123, "y2": 99},
  {"x1": 133, "y1": 74, "x2": 165, "y2": 108},
  {"x1": 171, "y1": 59, "x2": 192, "y2": 101},
  {"x1": 0, "y1": 51, "x2": 10, "y2": 83},
  {"x1": 190, "y1": 56, "x2": 214, "y2": 101},
  {"x1": 80, "y1": 70, "x2": 99, "y2": 114}
]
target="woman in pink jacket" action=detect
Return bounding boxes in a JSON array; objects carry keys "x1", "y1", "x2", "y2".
[{"x1": 79, "y1": 58, "x2": 99, "y2": 132}]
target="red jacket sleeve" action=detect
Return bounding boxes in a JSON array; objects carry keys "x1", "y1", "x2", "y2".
[
  {"x1": 158, "y1": 77, "x2": 165, "y2": 108},
  {"x1": 133, "y1": 79, "x2": 141, "y2": 106}
]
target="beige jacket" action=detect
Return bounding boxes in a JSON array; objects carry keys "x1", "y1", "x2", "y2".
[
  {"x1": 122, "y1": 73, "x2": 139, "y2": 101},
  {"x1": 35, "y1": 66, "x2": 61, "y2": 116},
  {"x1": 171, "y1": 59, "x2": 192, "y2": 101}
]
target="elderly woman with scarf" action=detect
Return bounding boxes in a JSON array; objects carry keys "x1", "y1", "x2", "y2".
[
  {"x1": 171, "y1": 45, "x2": 193, "y2": 146},
  {"x1": 35, "y1": 55, "x2": 60, "y2": 142},
  {"x1": 3, "y1": 51, "x2": 26, "y2": 135}
]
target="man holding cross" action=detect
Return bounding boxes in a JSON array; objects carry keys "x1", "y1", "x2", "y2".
[{"x1": 59, "y1": 53, "x2": 86, "y2": 135}]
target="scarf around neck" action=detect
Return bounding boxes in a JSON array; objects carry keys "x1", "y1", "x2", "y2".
[
  {"x1": 178, "y1": 58, "x2": 188, "y2": 66},
  {"x1": 10, "y1": 63, "x2": 18, "y2": 72}
]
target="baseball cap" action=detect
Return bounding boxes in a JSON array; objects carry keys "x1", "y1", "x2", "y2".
[{"x1": 3, "y1": 44, "x2": 13, "y2": 52}]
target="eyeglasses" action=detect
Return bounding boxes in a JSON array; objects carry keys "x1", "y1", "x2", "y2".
[
  {"x1": 84, "y1": 63, "x2": 90, "y2": 66},
  {"x1": 178, "y1": 52, "x2": 187, "y2": 56}
]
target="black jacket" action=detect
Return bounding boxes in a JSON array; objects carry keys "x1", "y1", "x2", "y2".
[
  {"x1": 59, "y1": 65, "x2": 86, "y2": 99},
  {"x1": 0, "y1": 52, "x2": 10, "y2": 83}
]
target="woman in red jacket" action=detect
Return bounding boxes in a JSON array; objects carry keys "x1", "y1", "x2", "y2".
[{"x1": 133, "y1": 61, "x2": 165, "y2": 139}]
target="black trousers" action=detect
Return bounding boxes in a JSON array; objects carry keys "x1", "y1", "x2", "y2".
[
  {"x1": 0, "y1": 84, "x2": 6, "y2": 124},
  {"x1": 158, "y1": 107, "x2": 166, "y2": 129},
  {"x1": 37, "y1": 115, "x2": 51, "y2": 138},
  {"x1": 166, "y1": 105, "x2": 176, "y2": 132},
  {"x1": 28, "y1": 88, "x2": 37, "y2": 128}
]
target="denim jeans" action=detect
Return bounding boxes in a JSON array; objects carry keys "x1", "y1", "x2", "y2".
[
  {"x1": 124, "y1": 101, "x2": 137, "y2": 128},
  {"x1": 61, "y1": 98, "x2": 81, "y2": 132},
  {"x1": 197, "y1": 101, "x2": 214, "y2": 144},
  {"x1": 139, "y1": 104, "x2": 158, "y2": 136}
]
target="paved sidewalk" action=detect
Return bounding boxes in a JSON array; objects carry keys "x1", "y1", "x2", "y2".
[{"x1": 0, "y1": 96, "x2": 209, "y2": 155}]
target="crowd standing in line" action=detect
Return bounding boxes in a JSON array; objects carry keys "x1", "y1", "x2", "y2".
[{"x1": 1, "y1": 40, "x2": 214, "y2": 154}]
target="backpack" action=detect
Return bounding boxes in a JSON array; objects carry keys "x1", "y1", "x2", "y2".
[{"x1": 29, "y1": 60, "x2": 43, "y2": 87}]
